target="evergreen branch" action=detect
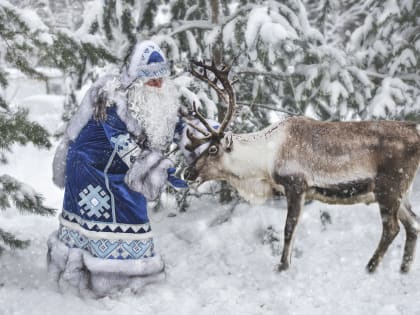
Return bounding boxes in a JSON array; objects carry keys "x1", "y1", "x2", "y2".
[
  {"x1": 8, "y1": 50, "x2": 46, "y2": 81},
  {"x1": 0, "y1": 228, "x2": 29, "y2": 252},
  {"x1": 159, "y1": 4, "x2": 254, "y2": 37},
  {"x1": 0, "y1": 175, "x2": 55, "y2": 215},
  {"x1": 1, "y1": 35, "x2": 46, "y2": 81},
  {"x1": 135, "y1": 0, "x2": 153, "y2": 31},
  {"x1": 0, "y1": 152, "x2": 7, "y2": 164},
  {"x1": 138, "y1": 1, "x2": 157, "y2": 30},
  {"x1": 148, "y1": 21, "x2": 172, "y2": 35},
  {"x1": 219, "y1": 3, "x2": 255, "y2": 26},
  {"x1": 0, "y1": 6, "x2": 47, "y2": 80},
  {"x1": 0, "y1": 108, "x2": 51, "y2": 151},
  {"x1": 237, "y1": 101, "x2": 300, "y2": 116},
  {"x1": 81, "y1": 42, "x2": 119, "y2": 65},
  {"x1": 365, "y1": 71, "x2": 420, "y2": 84},
  {"x1": 395, "y1": 73, "x2": 420, "y2": 84},
  {"x1": 0, "y1": 96, "x2": 8, "y2": 111},
  {"x1": 37, "y1": 32, "x2": 116, "y2": 73},
  {"x1": 169, "y1": 20, "x2": 213, "y2": 36},
  {"x1": 0, "y1": 6, "x2": 30, "y2": 36},
  {"x1": 236, "y1": 67, "x2": 288, "y2": 79},
  {"x1": 121, "y1": 9, "x2": 136, "y2": 44},
  {"x1": 364, "y1": 71, "x2": 388, "y2": 79},
  {"x1": 185, "y1": 4, "x2": 199, "y2": 20},
  {"x1": 0, "y1": 68, "x2": 7, "y2": 88}
]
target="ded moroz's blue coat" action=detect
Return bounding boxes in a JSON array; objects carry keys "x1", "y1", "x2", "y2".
[
  {"x1": 60, "y1": 105, "x2": 154, "y2": 260},
  {"x1": 47, "y1": 40, "x2": 188, "y2": 297}
]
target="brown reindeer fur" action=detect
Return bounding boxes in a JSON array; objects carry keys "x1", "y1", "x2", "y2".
[{"x1": 188, "y1": 117, "x2": 420, "y2": 273}]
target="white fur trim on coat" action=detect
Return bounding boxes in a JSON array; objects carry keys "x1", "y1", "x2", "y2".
[
  {"x1": 47, "y1": 231, "x2": 165, "y2": 297},
  {"x1": 125, "y1": 150, "x2": 173, "y2": 200},
  {"x1": 83, "y1": 252, "x2": 164, "y2": 276},
  {"x1": 52, "y1": 136, "x2": 70, "y2": 188}
]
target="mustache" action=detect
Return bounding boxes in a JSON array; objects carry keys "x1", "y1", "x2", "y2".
[{"x1": 127, "y1": 80, "x2": 180, "y2": 150}]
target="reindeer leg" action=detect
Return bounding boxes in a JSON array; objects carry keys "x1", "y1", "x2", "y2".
[
  {"x1": 367, "y1": 184, "x2": 401, "y2": 273},
  {"x1": 275, "y1": 174, "x2": 307, "y2": 272},
  {"x1": 398, "y1": 196, "x2": 418, "y2": 273}
]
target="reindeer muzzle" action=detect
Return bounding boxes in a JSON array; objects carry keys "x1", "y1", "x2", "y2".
[{"x1": 183, "y1": 166, "x2": 199, "y2": 181}]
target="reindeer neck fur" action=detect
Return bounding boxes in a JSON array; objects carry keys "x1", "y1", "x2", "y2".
[{"x1": 221, "y1": 122, "x2": 287, "y2": 204}]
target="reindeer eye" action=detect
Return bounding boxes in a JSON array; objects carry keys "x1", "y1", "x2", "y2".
[{"x1": 208, "y1": 145, "x2": 219, "y2": 155}]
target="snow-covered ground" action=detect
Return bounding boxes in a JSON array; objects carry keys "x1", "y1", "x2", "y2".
[{"x1": 1, "y1": 95, "x2": 420, "y2": 315}]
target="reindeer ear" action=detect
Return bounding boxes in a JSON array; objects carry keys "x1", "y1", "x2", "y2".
[{"x1": 222, "y1": 131, "x2": 233, "y2": 152}]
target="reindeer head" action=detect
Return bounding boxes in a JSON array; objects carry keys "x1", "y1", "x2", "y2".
[{"x1": 183, "y1": 60, "x2": 237, "y2": 183}]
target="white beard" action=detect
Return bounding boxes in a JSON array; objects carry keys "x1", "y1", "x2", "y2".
[{"x1": 127, "y1": 79, "x2": 180, "y2": 151}]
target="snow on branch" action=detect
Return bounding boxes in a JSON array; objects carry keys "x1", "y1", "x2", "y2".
[
  {"x1": 152, "y1": 4, "x2": 255, "y2": 38},
  {"x1": 0, "y1": 228, "x2": 29, "y2": 253},
  {"x1": 236, "y1": 67, "x2": 288, "y2": 79},
  {"x1": 0, "y1": 175, "x2": 55, "y2": 215},
  {"x1": 369, "y1": 77, "x2": 413, "y2": 117},
  {"x1": 168, "y1": 20, "x2": 213, "y2": 36}
]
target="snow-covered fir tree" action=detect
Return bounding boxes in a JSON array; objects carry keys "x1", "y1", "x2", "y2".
[
  {"x1": 0, "y1": 0, "x2": 114, "y2": 253},
  {"x1": 26, "y1": 0, "x2": 420, "y2": 133},
  {"x1": 348, "y1": 0, "x2": 420, "y2": 119},
  {"x1": 9, "y1": 0, "x2": 418, "y2": 214},
  {"x1": 0, "y1": 0, "x2": 54, "y2": 252},
  {"x1": 50, "y1": 0, "x2": 419, "y2": 210}
]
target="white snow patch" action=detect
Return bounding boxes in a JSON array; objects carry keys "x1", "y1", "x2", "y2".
[
  {"x1": 377, "y1": 0, "x2": 400, "y2": 24},
  {"x1": 369, "y1": 77, "x2": 410, "y2": 117},
  {"x1": 260, "y1": 22, "x2": 297, "y2": 44},
  {"x1": 2, "y1": 66, "x2": 420, "y2": 315}
]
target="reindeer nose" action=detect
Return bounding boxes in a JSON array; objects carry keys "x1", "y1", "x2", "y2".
[{"x1": 184, "y1": 167, "x2": 199, "y2": 181}]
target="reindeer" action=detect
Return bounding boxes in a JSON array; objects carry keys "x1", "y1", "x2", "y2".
[{"x1": 183, "y1": 60, "x2": 420, "y2": 273}]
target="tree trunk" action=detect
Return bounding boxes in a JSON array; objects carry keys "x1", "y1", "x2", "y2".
[{"x1": 209, "y1": 0, "x2": 222, "y2": 65}]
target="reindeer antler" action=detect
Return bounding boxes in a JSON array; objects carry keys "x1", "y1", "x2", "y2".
[{"x1": 186, "y1": 59, "x2": 237, "y2": 151}]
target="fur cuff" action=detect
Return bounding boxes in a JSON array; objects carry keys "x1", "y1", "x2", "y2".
[
  {"x1": 47, "y1": 231, "x2": 165, "y2": 297},
  {"x1": 125, "y1": 150, "x2": 174, "y2": 200},
  {"x1": 52, "y1": 136, "x2": 70, "y2": 188},
  {"x1": 83, "y1": 251, "x2": 164, "y2": 276}
]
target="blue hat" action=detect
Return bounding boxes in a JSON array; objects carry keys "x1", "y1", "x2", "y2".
[{"x1": 121, "y1": 40, "x2": 170, "y2": 87}]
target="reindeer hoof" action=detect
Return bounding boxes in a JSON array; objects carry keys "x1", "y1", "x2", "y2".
[
  {"x1": 276, "y1": 263, "x2": 289, "y2": 272},
  {"x1": 366, "y1": 260, "x2": 377, "y2": 273},
  {"x1": 400, "y1": 264, "x2": 410, "y2": 274}
]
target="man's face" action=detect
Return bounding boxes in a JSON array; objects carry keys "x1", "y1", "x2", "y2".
[
  {"x1": 127, "y1": 78, "x2": 179, "y2": 149},
  {"x1": 145, "y1": 78, "x2": 163, "y2": 88}
]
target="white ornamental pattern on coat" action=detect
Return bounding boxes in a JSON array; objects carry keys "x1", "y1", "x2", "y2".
[
  {"x1": 110, "y1": 133, "x2": 140, "y2": 165},
  {"x1": 78, "y1": 185, "x2": 111, "y2": 219},
  {"x1": 58, "y1": 224, "x2": 155, "y2": 259},
  {"x1": 111, "y1": 133, "x2": 134, "y2": 155}
]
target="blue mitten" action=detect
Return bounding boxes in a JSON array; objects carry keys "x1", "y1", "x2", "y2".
[{"x1": 167, "y1": 167, "x2": 188, "y2": 188}]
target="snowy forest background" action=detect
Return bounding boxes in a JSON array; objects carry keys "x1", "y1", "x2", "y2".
[{"x1": 1, "y1": 0, "x2": 420, "y2": 314}]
